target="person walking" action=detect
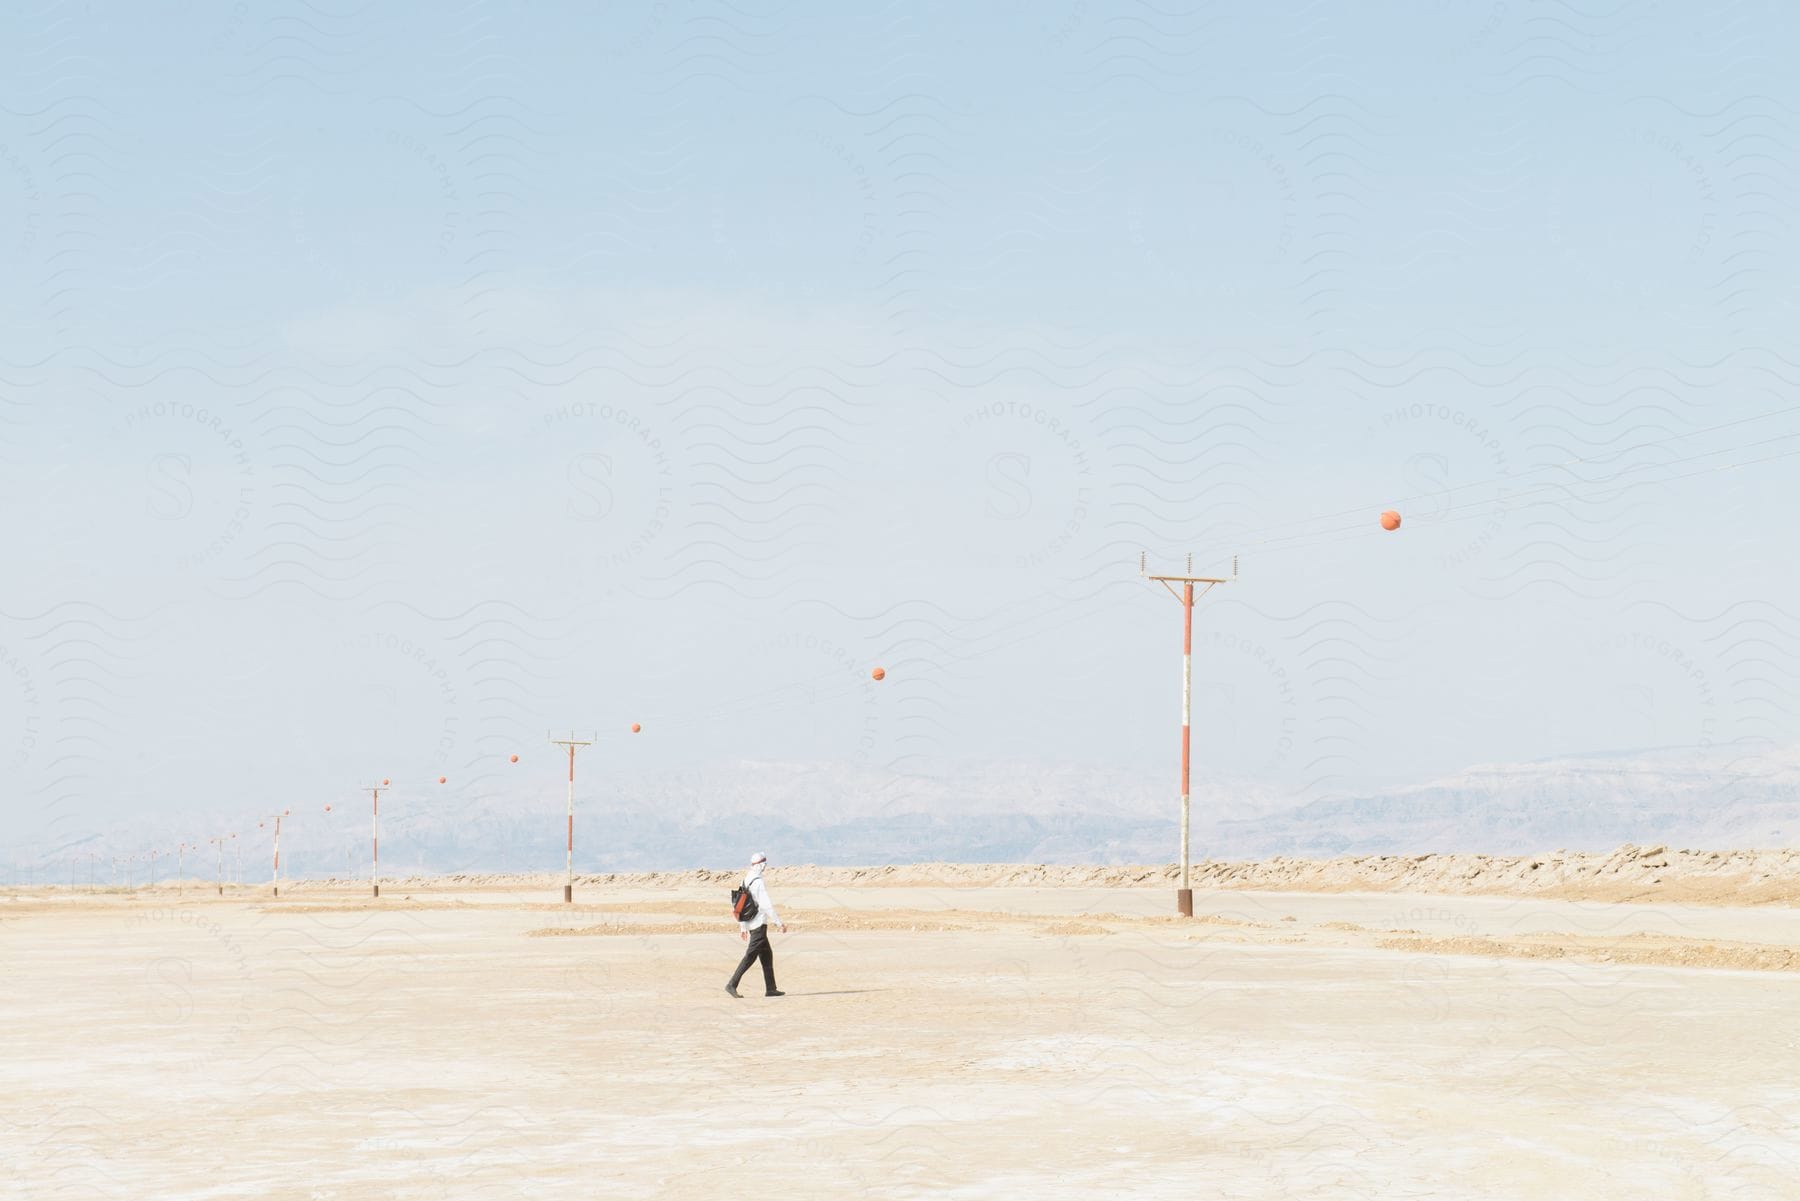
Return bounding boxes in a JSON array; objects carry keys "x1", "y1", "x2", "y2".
[{"x1": 726, "y1": 851, "x2": 787, "y2": 998}]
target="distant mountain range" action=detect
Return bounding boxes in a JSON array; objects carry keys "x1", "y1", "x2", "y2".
[
  {"x1": 1210, "y1": 747, "x2": 1800, "y2": 858},
  {"x1": 33, "y1": 747, "x2": 1800, "y2": 879}
]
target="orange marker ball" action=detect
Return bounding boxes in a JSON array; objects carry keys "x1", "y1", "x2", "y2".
[
  {"x1": 871, "y1": 666, "x2": 886, "y2": 681},
  {"x1": 437, "y1": 776, "x2": 447, "y2": 784},
  {"x1": 630, "y1": 722, "x2": 642, "y2": 733},
  {"x1": 509, "y1": 754, "x2": 519, "y2": 763},
  {"x1": 381, "y1": 779, "x2": 390, "y2": 787},
  {"x1": 1380, "y1": 510, "x2": 1402, "y2": 531}
]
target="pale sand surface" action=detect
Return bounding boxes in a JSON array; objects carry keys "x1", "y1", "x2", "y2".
[{"x1": 4, "y1": 878, "x2": 1798, "y2": 1199}]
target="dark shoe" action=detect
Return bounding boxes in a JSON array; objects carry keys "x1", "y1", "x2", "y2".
[
  {"x1": 765, "y1": 990, "x2": 785, "y2": 997},
  {"x1": 726, "y1": 985, "x2": 741, "y2": 998}
]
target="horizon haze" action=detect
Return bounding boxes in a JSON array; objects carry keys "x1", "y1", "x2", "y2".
[{"x1": 5, "y1": 3, "x2": 1799, "y2": 872}]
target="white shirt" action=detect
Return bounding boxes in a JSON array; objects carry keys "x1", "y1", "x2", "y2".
[{"x1": 738, "y1": 865, "x2": 780, "y2": 931}]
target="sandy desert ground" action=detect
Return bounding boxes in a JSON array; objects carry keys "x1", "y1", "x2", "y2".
[{"x1": 4, "y1": 854, "x2": 1799, "y2": 1199}]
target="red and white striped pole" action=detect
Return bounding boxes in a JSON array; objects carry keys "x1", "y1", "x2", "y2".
[
  {"x1": 1179, "y1": 581, "x2": 1194, "y2": 917},
  {"x1": 371, "y1": 781, "x2": 387, "y2": 898},
  {"x1": 265, "y1": 809, "x2": 289, "y2": 897},
  {"x1": 320, "y1": 803, "x2": 333, "y2": 885},
  {"x1": 1142, "y1": 552, "x2": 1232, "y2": 917},
  {"x1": 548, "y1": 734, "x2": 595, "y2": 904},
  {"x1": 565, "y1": 743, "x2": 575, "y2": 904}
]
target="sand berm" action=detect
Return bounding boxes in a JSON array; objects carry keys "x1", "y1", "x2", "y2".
[{"x1": 362, "y1": 844, "x2": 1800, "y2": 906}]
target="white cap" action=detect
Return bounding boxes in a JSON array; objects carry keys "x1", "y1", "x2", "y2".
[{"x1": 750, "y1": 851, "x2": 767, "y2": 865}]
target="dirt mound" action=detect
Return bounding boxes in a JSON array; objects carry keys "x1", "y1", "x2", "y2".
[
  {"x1": 1377, "y1": 932, "x2": 1800, "y2": 973},
  {"x1": 346, "y1": 844, "x2": 1800, "y2": 907}
]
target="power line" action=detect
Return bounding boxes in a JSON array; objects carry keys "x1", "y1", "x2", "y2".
[
  {"x1": 1233, "y1": 398, "x2": 1800, "y2": 547},
  {"x1": 1181, "y1": 425, "x2": 1800, "y2": 569}
]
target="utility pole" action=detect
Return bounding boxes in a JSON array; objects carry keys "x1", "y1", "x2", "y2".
[
  {"x1": 548, "y1": 733, "x2": 596, "y2": 903},
  {"x1": 320, "y1": 803, "x2": 334, "y2": 888},
  {"x1": 210, "y1": 836, "x2": 226, "y2": 896},
  {"x1": 365, "y1": 781, "x2": 389, "y2": 897},
  {"x1": 1141, "y1": 552, "x2": 1235, "y2": 917},
  {"x1": 260, "y1": 810, "x2": 291, "y2": 896}
]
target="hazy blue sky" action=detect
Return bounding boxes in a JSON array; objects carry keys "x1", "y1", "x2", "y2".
[{"x1": 4, "y1": 2, "x2": 1799, "y2": 860}]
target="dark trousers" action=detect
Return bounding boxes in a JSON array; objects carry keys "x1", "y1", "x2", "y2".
[{"x1": 729, "y1": 925, "x2": 777, "y2": 993}]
